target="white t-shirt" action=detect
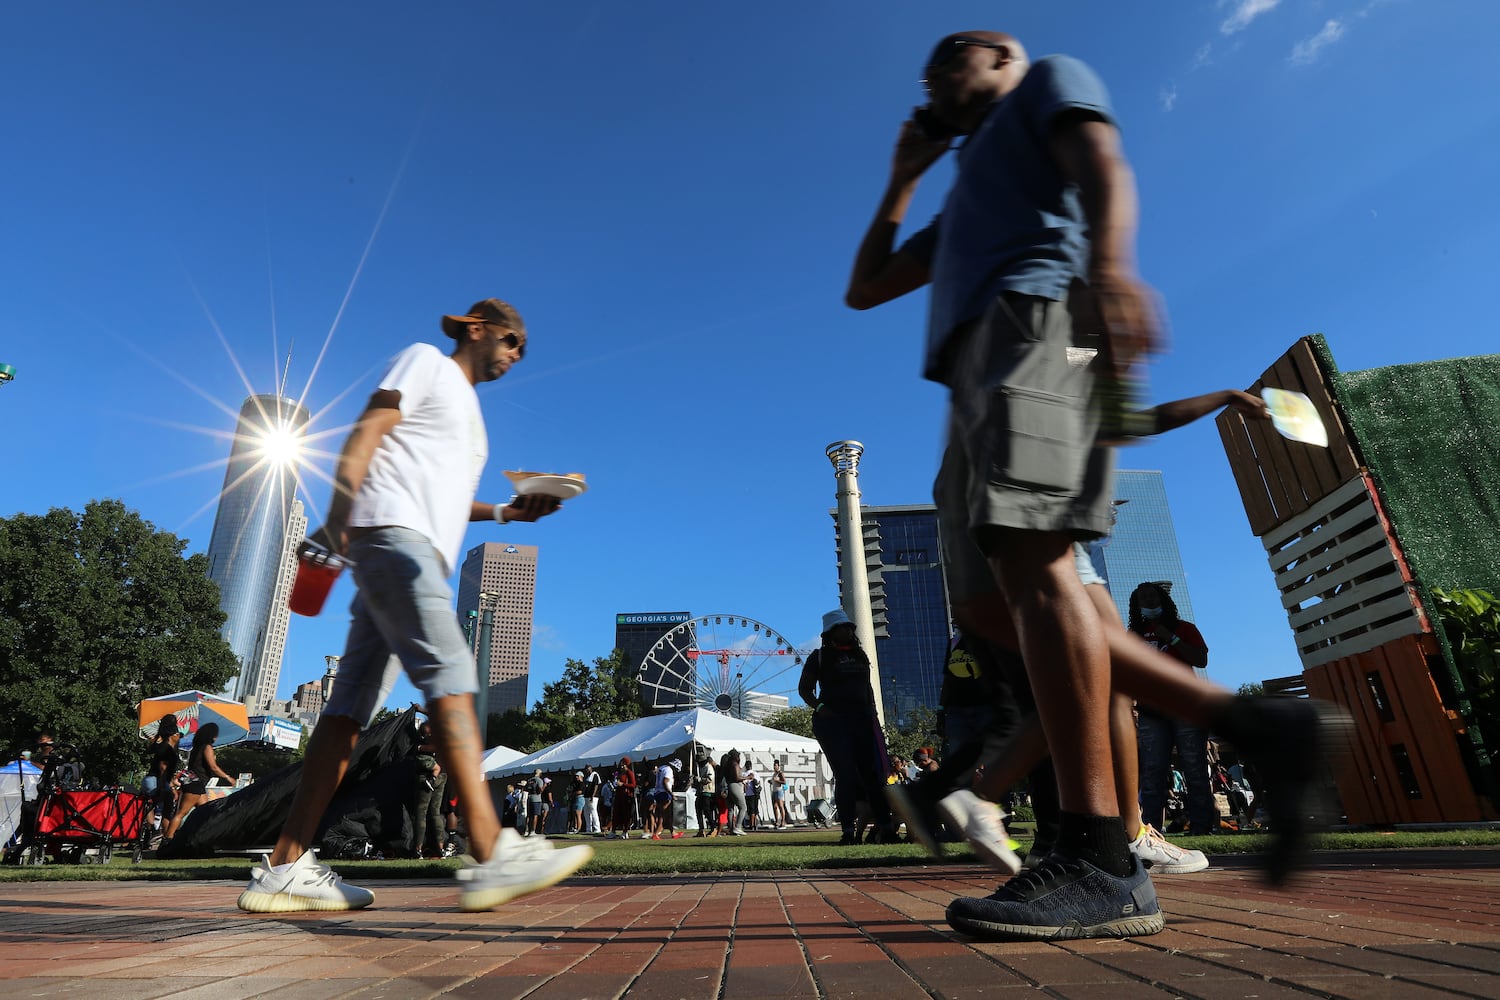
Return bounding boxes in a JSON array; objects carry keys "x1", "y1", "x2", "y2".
[
  {"x1": 654, "y1": 764, "x2": 674, "y2": 795},
  {"x1": 348, "y1": 343, "x2": 487, "y2": 574}
]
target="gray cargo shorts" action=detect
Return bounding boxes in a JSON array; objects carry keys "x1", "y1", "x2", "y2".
[{"x1": 933, "y1": 283, "x2": 1115, "y2": 603}]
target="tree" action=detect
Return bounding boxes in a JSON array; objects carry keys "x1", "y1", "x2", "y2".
[
  {"x1": 759, "y1": 705, "x2": 814, "y2": 738},
  {"x1": 1236, "y1": 682, "x2": 1265, "y2": 698},
  {"x1": 0, "y1": 500, "x2": 239, "y2": 783},
  {"x1": 526, "y1": 650, "x2": 643, "y2": 747},
  {"x1": 884, "y1": 704, "x2": 942, "y2": 764}
]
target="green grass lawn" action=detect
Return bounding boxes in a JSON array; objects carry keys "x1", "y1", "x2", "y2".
[{"x1": 4, "y1": 826, "x2": 1500, "y2": 883}]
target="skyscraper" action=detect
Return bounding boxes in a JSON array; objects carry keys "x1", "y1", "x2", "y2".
[
  {"x1": 1091, "y1": 469, "x2": 1198, "y2": 627},
  {"x1": 241, "y1": 497, "x2": 306, "y2": 712},
  {"x1": 204, "y1": 393, "x2": 310, "y2": 708},
  {"x1": 833, "y1": 503, "x2": 953, "y2": 724},
  {"x1": 456, "y1": 541, "x2": 538, "y2": 719}
]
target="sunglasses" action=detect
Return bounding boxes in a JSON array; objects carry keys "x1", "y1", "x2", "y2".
[
  {"x1": 485, "y1": 324, "x2": 526, "y2": 359},
  {"x1": 921, "y1": 37, "x2": 1005, "y2": 89}
]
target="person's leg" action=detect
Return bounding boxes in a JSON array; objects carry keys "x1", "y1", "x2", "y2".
[
  {"x1": 813, "y1": 712, "x2": 858, "y2": 839},
  {"x1": 412, "y1": 774, "x2": 434, "y2": 857},
  {"x1": 985, "y1": 529, "x2": 1117, "y2": 822},
  {"x1": 1134, "y1": 710, "x2": 1173, "y2": 832},
  {"x1": 1176, "y1": 721, "x2": 1217, "y2": 834},
  {"x1": 427, "y1": 774, "x2": 447, "y2": 854}
]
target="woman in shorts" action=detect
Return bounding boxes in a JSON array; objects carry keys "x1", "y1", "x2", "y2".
[{"x1": 163, "y1": 723, "x2": 236, "y2": 843}]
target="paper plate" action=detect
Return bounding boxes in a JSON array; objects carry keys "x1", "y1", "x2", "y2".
[
  {"x1": 1261, "y1": 388, "x2": 1329, "y2": 448},
  {"x1": 504, "y1": 472, "x2": 588, "y2": 499}
]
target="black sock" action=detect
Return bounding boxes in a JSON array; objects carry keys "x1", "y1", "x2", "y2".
[{"x1": 1056, "y1": 812, "x2": 1135, "y2": 877}]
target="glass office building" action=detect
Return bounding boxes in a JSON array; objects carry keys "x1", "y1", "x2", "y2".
[
  {"x1": 1090, "y1": 469, "x2": 1198, "y2": 628},
  {"x1": 204, "y1": 394, "x2": 310, "y2": 705},
  {"x1": 834, "y1": 504, "x2": 953, "y2": 725}
]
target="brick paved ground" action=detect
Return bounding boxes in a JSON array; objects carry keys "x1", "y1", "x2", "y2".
[{"x1": 1, "y1": 848, "x2": 1497, "y2": 999}]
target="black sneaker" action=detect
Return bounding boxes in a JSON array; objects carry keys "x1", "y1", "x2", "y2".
[
  {"x1": 1219, "y1": 695, "x2": 1355, "y2": 885},
  {"x1": 837, "y1": 830, "x2": 858, "y2": 846},
  {"x1": 945, "y1": 853, "x2": 1163, "y2": 941}
]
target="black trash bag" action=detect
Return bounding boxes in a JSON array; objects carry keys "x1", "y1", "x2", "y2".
[{"x1": 162, "y1": 707, "x2": 420, "y2": 859}]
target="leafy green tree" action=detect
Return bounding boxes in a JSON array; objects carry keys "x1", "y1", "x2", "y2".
[
  {"x1": 0, "y1": 500, "x2": 239, "y2": 783},
  {"x1": 759, "y1": 705, "x2": 814, "y2": 738},
  {"x1": 1236, "y1": 682, "x2": 1265, "y2": 697},
  {"x1": 526, "y1": 650, "x2": 643, "y2": 747},
  {"x1": 884, "y1": 704, "x2": 942, "y2": 764},
  {"x1": 489, "y1": 707, "x2": 551, "y2": 753}
]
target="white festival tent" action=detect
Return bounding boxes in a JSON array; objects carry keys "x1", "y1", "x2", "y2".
[
  {"x1": 479, "y1": 744, "x2": 525, "y2": 775},
  {"x1": 485, "y1": 708, "x2": 822, "y2": 781}
]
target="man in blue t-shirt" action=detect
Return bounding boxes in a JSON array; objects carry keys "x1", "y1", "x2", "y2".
[
  {"x1": 846, "y1": 30, "x2": 1165, "y2": 942},
  {"x1": 845, "y1": 31, "x2": 1347, "y2": 943}
]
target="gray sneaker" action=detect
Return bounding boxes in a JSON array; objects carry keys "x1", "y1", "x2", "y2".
[
  {"x1": 947, "y1": 853, "x2": 1163, "y2": 941},
  {"x1": 937, "y1": 790, "x2": 1021, "y2": 875},
  {"x1": 456, "y1": 828, "x2": 593, "y2": 912},
  {"x1": 237, "y1": 849, "x2": 375, "y2": 913}
]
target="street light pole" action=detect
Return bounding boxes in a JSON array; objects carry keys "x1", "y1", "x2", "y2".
[{"x1": 475, "y1": 592, "x2": 498, "y2": 745}]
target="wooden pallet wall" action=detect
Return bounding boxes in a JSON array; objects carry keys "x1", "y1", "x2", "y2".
[
  {"x1": 1216, "y1": 337, "x2": 1360, "y2": 537},
  {"x1": 1304, "y1": 634, "x2": 1496, "y2": 824}
]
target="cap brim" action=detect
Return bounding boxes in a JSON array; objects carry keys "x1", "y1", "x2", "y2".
[{"x1": 441, "y1": 314, "x2": 481, "y2": 338}]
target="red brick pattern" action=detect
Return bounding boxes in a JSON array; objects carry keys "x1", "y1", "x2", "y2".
[{"x1": 0, "y1": 849, "x2": 1496, "y2": 998}]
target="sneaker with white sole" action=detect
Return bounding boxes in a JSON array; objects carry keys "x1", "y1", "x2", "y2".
[
  {"x1": 937, "y1": 789, "x2": 1022, "y2": 875},
  {"x1": 455, "y1": 827, "x2": 593, "y2": 912},
  {"x1": 1130, "y1": 824, "x2": 1209, "y2": 874},
  {"x1": 237, "y1": 849, "x2": 375, "y2": 913},
  {"x1": 946, "y1": 852, "x2": 1163, "y2": 941}
]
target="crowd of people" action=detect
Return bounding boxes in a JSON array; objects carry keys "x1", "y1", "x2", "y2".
[{"x1": 492, "y1": 747, "x2": 796, "y2": 840}]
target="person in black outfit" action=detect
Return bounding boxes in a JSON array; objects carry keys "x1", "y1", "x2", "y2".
[
  {"x1": 143, "y1": 715, "x2": 184, "y2": 836},
  {"x1": 163, "y1": 722, "x2": 236, "y2": 842},
  {"x1": 798, "y1": 608, "x2": 895, "y2": 845}
]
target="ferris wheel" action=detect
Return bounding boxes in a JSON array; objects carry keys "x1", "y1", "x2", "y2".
[{"x1": 638, "y1": 614, "x2": 810, "y2": 720}]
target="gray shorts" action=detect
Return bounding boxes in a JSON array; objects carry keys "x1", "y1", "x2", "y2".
[
  {"x1": 324, "y1": 527, "x2": 480, "y2": 727},
  {"x1": 934, "y1": 284, "x2": 1114, "y2": 602}
]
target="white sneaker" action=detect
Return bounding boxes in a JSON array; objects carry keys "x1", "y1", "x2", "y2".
[
  {"x1": 936, "y1": 789, "x2": 1022, "y2": 875},
  {"x1": 1130, "y1": 824, "x2": 1209, "y2": 874},
  {"x1": 455, "y1": 828, "x2": 593, "y2": 912},
  {"x1": 237, "y1": 849, "x2": 375, "y2": 913}
]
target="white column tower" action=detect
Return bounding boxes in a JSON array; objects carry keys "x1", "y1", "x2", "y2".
[{"x1": 825, "y1": 440, "x2": 885, "y2": 728}]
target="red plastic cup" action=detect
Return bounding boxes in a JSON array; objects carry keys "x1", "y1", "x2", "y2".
[{"x1": 288, "y1": 546, "x2": 346, "y2": 617}]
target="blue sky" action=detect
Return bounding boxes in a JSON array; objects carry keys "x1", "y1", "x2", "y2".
[{"x1": 4, "y1": 2, "x2": 1497, "y2": 723}]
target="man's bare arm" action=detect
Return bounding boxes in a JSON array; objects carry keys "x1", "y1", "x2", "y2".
[
  {"x1": 845, "y1": 120, "x2": 946, "y2": 310},
  {"x1": 1049, "y1": 114, "x2": 1158, "y2": 367},
  {"x1": 1145, "y1": 389, "x2": 1269, "y2": 435},
  {"x1": 315, "y1": 389, "x2": 402, "y2": 553}
]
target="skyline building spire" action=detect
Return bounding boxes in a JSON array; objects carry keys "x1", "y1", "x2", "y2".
[{"x1": 204, "y1": 393, "x2": 310, "y2": 709}]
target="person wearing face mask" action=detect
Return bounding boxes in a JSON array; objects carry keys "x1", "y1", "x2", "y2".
[
  {"x1": 798, "y1": 609, "x2": 896, "y2": 845},
  {"x1": 1127, "y1": 583, "x2": 1214, "y2": 837}
]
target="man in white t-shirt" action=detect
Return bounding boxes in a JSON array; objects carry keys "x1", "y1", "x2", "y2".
[
  {"x1": 237, "y1": 298, "x2": 593, "y2": 915},
  {"x1": 647, "y1": 759, "x2": 683, "y2": 839}
]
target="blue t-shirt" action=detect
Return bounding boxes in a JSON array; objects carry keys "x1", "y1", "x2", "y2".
[{"x1": 899, "y1": 55, "x2": 1116, "y2": 383}]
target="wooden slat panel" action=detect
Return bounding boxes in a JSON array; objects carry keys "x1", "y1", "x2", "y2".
[
  {"x1": 1262, "y1": 475, "x2": 1369, "y2": 553},
  {"x1": 1268, "y1": 352, "x2": 1333, "y2": 503},
  {"x1": 1219, "y1": 414, "x2": 1278, "y2": 536},
  {"x1": 1284, "y1": 338, "x2": 1361, "y2": 480},
  {"x1": 1271, "y1": 509, "x2": 1385, "y2": 584},
  {"x1": 1279, "y1": 543, "x2": 1401, "y2": 612},
  {"x1": 1243, "y1": 392, "x2": 1304, "y2": 526},
  {"x1": 1381, "y1": 638, "x2": 1480, "y2": 818},
  {"x1": 1288, "y1": 583, "x2": 1411, "y2": 632},
  {"x1": 1301, "y1": 615, "x2": 1426, "y2": 667},
  {"x1": 1307, "y1": 659, "x2": 1405, "y2": 823}
]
